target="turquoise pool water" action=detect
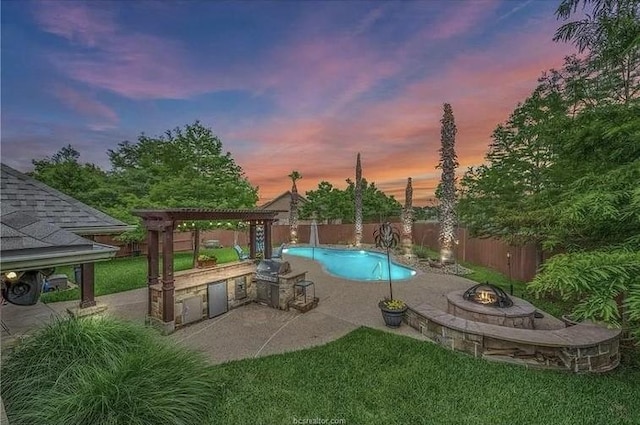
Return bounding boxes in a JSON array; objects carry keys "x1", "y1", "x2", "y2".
[{"x1": 283, "y1": 246, "x2": 416, "y2": 281}]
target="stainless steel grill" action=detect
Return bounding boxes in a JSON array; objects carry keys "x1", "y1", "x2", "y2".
[
  {"x1": 255, "y1": 259, "x2": 289, "y2": 283},
  {"x1": 255, "y1": 260, "x2": 291, "y2": 307}
]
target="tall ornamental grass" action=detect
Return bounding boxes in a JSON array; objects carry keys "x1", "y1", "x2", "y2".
[{"x1": 1, "y1": 317, "x2": 219, "y2": 425}]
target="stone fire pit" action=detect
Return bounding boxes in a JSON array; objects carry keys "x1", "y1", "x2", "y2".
[{"x1": 447, "y1": 284, "x2": 536, "y2": 329}]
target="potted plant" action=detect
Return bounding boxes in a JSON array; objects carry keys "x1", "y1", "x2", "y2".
[
  {"x1": 196, "y1": 254, "x2": 217, "y2": 268},
  {"x1": 374, "y1": 222, "x2": 407, "y2": 327}
]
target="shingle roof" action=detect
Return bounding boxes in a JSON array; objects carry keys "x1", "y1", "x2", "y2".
[
  {"x1": 259, "y1": 191, "x2": 308, "y2": 210},
  {"x1": 0, "y1": 205, "x2": 119, "y2": 272},
  {"x1": 1, "y1": 206, "x2": 92, "y2": 253},
  {"x1": 1, "y1": 163, "x2": 130, "y2": 234}
]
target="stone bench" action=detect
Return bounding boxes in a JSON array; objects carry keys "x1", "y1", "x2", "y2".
[{"x1": 406, "y1": 303, "x2": 621, "y2": 373}]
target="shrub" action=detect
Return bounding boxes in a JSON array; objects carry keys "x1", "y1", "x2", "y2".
[{"x1": 1, "y1": 317, "x2": 219, "y2": 425}]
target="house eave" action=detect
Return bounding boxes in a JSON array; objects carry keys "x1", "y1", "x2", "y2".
[
  {"x1": 66, "y1": 225, "x2": 136, "y2": 235},
  {"x1": 0, "y1": 243, "x2": 119, "y2": 273}
]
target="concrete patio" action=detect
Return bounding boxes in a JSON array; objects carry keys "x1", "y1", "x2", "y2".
[{"x1": 1, "y1": 254, "x2": 564, "y2": 365}]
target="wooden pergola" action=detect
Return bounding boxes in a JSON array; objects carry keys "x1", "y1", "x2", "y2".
[{"x1": 132, "y1": 208, "x2": 281, "y2": 326}]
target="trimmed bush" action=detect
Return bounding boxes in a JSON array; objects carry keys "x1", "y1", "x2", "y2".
[{"x1": 1, "y1": 317, "x2": 219, "y2": 425}]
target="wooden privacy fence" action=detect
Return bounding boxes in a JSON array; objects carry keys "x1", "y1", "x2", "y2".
[{"x1": 97, "y1": 222, "x2": 542, "y2": 282}]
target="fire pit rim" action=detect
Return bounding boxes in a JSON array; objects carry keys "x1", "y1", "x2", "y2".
[{"x1": 463, "y1": 282, "x2": 513, "y2": 308}]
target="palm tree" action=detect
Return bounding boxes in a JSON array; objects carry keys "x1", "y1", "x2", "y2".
[
  {"x1": 401, "y1": 177, "x2": 413, "y2": 257},
  {"x1": 437, "y1": 103, "x2": 458, "y2": 264},
  {"x1": 354, "y1": 153, "x2": 363, "y2": 247},
  {"x1": 288, "y1": 170, "x2": 302, "y2": 244}
]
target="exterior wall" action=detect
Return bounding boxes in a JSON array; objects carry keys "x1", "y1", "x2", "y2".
[{"x1": 261, "y1": 193, "x2": 312, "y2": 226}]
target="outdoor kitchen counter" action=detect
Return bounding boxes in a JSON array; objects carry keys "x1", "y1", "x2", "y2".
[{"x1": 149, "y1": 261, "x2": 257, "y2": 291}]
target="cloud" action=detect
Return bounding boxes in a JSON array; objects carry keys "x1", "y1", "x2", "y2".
[
  {"x1": 231, "y1": 23, "x2": 573, "y2": 205},
  {"x1": 426, "y1": 0, "x2": 501, "y2": 40},
  {"x1": 33, "y1": 1, "x2": 223, "y2": 99},
  {"x1": 50, "y1": 85, "x2": 118, "y2": 129},
  {"x1": 32, "y1": 0, "x2": 117, "y2": 46}
]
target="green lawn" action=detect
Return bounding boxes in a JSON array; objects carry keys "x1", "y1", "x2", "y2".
[
  {"x1": 212, "y1": 327, "x2": 639, "y2": 425},
  {"x1": 40, "y1": 247, "x2": 241, "y2": 303},
  {"x1": 5, "y1": 320, "x2": 639, "y2": 425}
]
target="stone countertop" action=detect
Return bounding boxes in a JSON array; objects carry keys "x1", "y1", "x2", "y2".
[{"x1": 150, "y1": 262, "x2": 256, "y2": 291}]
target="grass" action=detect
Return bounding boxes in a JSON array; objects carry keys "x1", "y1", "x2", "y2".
[
  {"x1": 1, "y1": 317, "x2": 218, "y2": 425},
  {"x1": 40, "y1": 247, "x2": 240, "y2": 303},
  {"x1": 211, "y1": 327, "x2": 640, "y2": 425},
  {"x1": 4, "y1": 320, "x2": 638, "y2": 425},
  {"x1": 412, "y1": 245, "x2": 573, "y2": 318}
]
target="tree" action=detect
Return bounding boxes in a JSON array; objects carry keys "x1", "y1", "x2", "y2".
[
  {"x1": 300, "y1": 179, "x2": 401, "y2": 223},
  {"x1": 30, "y1": 145, "x2": 116, "y2": 211},
  {"x1": 288, "y1": 170, "x2": 302, "y2": 244},
  {"x1": 401, "y1": 177, "x2": 414, "y2": 257},
  {"x1": 554, "y1": 0, "x2": 640, "y2": 104},
  {"x1": 458, "y1": 82, "x2": 569, "y2": 265},
  {"x1": 108, "y1": 121, "x2": 258, "y2": 209},
  {"x1": 436, "y1": 103, "x2": 458, "y2": 264},
  {"x1": 454, "y1": 1, "x2": 640, "y2": 338},
  {"x1": 108, "y1": 121, "x2": 258, "y2": 251},
  {"x1": 354, "y1": 153, "x2": 363, "y2": 247}
]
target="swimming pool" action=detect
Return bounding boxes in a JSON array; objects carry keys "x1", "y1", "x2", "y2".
[{"x1": 283, "y1": 246, "x2": 416, "y2": 281}]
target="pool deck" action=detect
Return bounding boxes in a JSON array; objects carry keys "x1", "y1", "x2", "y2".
[{"x1": 1, "y1": 252, "x2": 564, "y2": 365}]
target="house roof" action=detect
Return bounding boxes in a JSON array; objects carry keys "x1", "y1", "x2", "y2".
[
  {"x1": 0, "y1": 163, "x2": 132, "y2": 235},
  {"x1": 1, "y1": 206, "x2": 118, "y2": 272},
  {"x1": 259, "y1": 191, "x2": 308, "y2": 210}
]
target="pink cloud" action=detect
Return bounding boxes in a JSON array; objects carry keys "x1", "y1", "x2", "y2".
[
  {"x1": 232, "y1": 24, "x2": 574, "y2": 206},
  {"x1": 32, "y1": 0, "x2": 117, "y2": 46},
  {"x1": 427, "y1": 0, "x2": 501, "y2": 40},
  {"x1": 51, "y1": 85, "x2": 118, "y2": 129},
  {"x1": 33, "y1": 1, "x2": 230, "y2": 99}
]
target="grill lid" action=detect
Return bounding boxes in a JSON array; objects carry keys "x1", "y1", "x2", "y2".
[{"x1": 256, "y1": 259, "x2": 291, "y2": 282}]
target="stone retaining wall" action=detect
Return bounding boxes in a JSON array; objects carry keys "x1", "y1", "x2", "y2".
[{"x1": 405, "y1": 303, "x2": 620, "y2": 373}]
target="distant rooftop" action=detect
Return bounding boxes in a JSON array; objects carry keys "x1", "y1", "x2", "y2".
[{"x1": 1, "y1": 163, "x2": 132, "y2": 235}]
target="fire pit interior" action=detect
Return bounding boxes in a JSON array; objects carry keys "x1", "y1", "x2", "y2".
[{"x1": 463, "y1": 283, "x2": 513, "y2": 308}]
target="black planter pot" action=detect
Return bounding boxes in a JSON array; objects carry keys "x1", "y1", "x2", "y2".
[{"x1": 379, "y1": 301, "x2": 407, "y2": 328}]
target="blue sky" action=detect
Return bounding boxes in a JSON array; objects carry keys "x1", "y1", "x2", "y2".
[{"x1": 1, "y1": 0, "x2": 575, "y2": 204}]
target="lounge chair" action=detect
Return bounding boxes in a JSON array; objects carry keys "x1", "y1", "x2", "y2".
[
  {"x1": 272, "y1": 243, "x2": 285, "y2": 259},
  {"x1": 234, "y1": 244, "x2": 250, "y2": 260}
]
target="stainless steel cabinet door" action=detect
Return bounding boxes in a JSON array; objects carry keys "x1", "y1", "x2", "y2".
[{"x1": 208, "y1": 281, "x2": 228, "y2": 318}]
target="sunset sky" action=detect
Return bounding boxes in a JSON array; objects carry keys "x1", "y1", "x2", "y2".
[{"x1": 1, "y1": 0, "x2": 575, "y2": 206}]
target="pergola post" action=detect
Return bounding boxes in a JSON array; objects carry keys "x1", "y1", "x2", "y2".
[
  {"x1": 264, "y1": 221, "x2": 273, "y2": 259},
  {"x1": 249, "y1": 222, "x2": 256, "y2": 259},
  {"x1": 79, "y1": 262, "x2": 96, "y2": 308},
  {"x1": 147, "y1": 229, "x2": 159, "y2": 315},
  {"x1": 161, "y1": 223, "x2": 175, "y2": 323}
]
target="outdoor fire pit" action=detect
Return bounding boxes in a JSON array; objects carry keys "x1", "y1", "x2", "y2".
[
  {"x1": 463, "y1": 283, "x2": 513, "y2": 308},
  {"x1": 447, "y1": 283, "x2": 536, "y2": 329}
]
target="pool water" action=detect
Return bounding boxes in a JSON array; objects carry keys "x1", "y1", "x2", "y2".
[{"x1": 283, "y1": 246, "x2": 416, "y2": 281}]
